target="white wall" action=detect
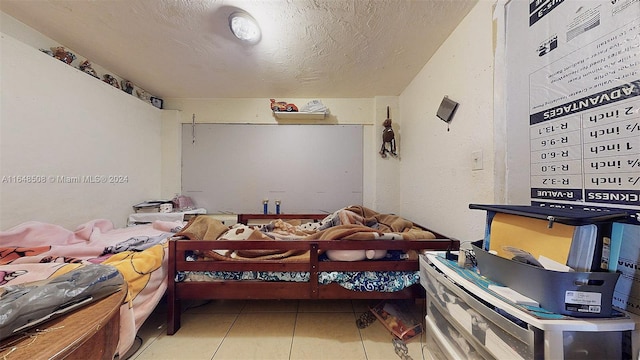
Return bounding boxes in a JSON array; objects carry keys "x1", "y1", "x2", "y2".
[
  {"x1": 0, "y1": 29, "x2": 163, "y2": 229},
  {"x1": 161, "y1": 109, "x2": 182, "y2": 199},
  {"x1": 162, "y1": 97, "x2": 381, "y2": 207},
  {"x1": 0, "y1": 3, "x2": 503, "y2": 239},
  {"x1": 397, "y1": 1, "x2": 498, "y2": 241},
  {"x1": 371, "y1": 96, "x2": 401, "y2": 214}
]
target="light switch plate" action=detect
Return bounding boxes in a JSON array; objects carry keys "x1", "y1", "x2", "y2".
[{"x1": 472, "y1": 150, "x2": 483, "y2": 170}]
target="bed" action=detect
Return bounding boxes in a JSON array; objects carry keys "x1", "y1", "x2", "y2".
[
  {"x1": 167, "y1": 206, "x2": 458, "y2": 335},
  {"x1": 0, "y1": 218, "x2": 179, "y2": 358}
]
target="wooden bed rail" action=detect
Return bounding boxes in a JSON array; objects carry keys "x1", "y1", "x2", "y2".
[
  {"x1": 237, "y1": 213, "x2": 328, "y2": 224},
  {"x1": 170, "y1": 238, "x2": 457, "y2": 273},
  {"x1": 235, "y1": 213, "x2": 451, "y2": 239},
  {"x1": 166, "y1": 237, "x2": 459, "y2": 335}
]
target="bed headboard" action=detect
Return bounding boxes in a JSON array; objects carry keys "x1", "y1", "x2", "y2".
[
  {"x1": 237, "y1": 213, "x2": 328, "y2": 226},
  {"x1": 236, "y1": 213, "x2": 452, "y2": 240}
]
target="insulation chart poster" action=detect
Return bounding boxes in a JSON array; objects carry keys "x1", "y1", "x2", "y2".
[{"x1": 512, "y1": 0, "x2": 640, "y2": 212}]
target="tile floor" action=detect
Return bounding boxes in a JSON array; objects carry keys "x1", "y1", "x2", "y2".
[{"x1": 124, "y1": 298, "x2": 434, "y2": 360}]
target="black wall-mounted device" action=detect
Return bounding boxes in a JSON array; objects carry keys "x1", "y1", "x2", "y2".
[{"x1": 436, "y1": 96, "x2": 459, "y2": 123}]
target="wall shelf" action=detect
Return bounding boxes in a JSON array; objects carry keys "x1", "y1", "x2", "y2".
[{"x1": 273, "y1": 111, "x2": 326, "y2": 120}]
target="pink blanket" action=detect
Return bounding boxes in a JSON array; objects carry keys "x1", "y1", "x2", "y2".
[{"x1": 0, "y1": 219, "x2": 180, "y2": 356}]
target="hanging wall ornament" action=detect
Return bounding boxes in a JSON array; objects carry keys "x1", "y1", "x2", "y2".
[{"x1": 379, "y1": 106, "x2": 397, "y2": 158}]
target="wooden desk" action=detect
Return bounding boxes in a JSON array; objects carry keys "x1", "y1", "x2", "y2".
[{"x1": 0, "y1": 287, "x2": 125, "y2": 360}]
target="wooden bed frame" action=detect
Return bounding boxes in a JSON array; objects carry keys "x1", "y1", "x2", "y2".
[{"x1": 166, "y1": 213, "x2": 458, "y2": 335}]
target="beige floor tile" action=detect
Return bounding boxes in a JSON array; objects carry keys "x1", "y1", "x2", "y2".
[
  {"x1": 290, "y1": 312, "x2": 366, "y2": 360},
  {"x1": 242, "y1": 299, "x2": 299, "y2": 313},
  {"x1": 212, "y1": 312, "x2": 296, "y2": 360},
  {"x1": 297, "y1": 299, "x2": 354, "y2": 312},
  {"x1": 131, "y1": 297, "x2": 432, "y2": 360},
  {"x1": 132, "y1": 312, "x2": 236, "y2": 360}
]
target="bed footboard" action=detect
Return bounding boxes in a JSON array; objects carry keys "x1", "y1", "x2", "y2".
[{"x1": 166, "y1": 236, "x2": 458, "y2": 335}]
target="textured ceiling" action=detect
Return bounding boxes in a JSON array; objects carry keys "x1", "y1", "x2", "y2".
[{"x1": 0, "y1": 0, "x2": 477, "y2": 99}]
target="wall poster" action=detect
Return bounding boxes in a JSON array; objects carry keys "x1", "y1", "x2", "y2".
[{"x1": 505, "y1": 0, "x2": 640, "y2": 219}]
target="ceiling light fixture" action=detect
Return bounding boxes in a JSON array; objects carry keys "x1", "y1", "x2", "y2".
[{"x1": 229, "y1": 11, "x2": 261, "y2": 44}]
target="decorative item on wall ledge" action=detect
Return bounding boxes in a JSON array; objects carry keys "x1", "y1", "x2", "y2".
[
  {"x1": 271, "y1": 99, "x2": 329, "y2": 120},
  {"x1": 136, "y1": 89, "x2": 150, "y2": 102},
  {"x1": 50, "y1": 46, "x2": 76, "y2": 65},
  {"x1": 150, "y1": 97, "x2": 163, "y2": 109},
  {"x1": 37, "y1": 44, "x2": 161, "y2": 109},
  {"x1": 102, "y1": 74, "x2": 120, "y2": 89},
  {"x1": 39, "y1": 48, "x2": 53, "y2": 56},
  {"x1": 78, "y1": 60, "x2": 99, "y2": 79},
  {"x1": 121, "y1": 80, "x2": 134, "y2": 95},
  {"x1": 379, "y1": 106, "x2": 397, "y2": 158},
  {"x1": 299, "y1": 100, "x2": 328, "y2": 113},
  {"x1": 270, "y1": 98, "x2": 298, "y2": 112}
]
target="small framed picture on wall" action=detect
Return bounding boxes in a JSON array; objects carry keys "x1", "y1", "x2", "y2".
[{"x1": 150, "y1": 97, "x2": 163, "y2": 109}]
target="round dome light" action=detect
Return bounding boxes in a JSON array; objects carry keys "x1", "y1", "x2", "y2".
[{"x1": 229, "y1": 11, "x2": 261, "y2": 44}]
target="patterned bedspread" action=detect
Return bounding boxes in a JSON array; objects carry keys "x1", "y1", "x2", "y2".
[
  {"x1": 178, "y1": 270, "x2": 420, "y2": 292},
  {"x1": 174, "y1": 206, "x2": 433, "y2": 292},
  {"x1": 177, "y1": 205, "x2": 436, "y2": 261},
  {"x1": 0, "y1": 219, "x2": 181, "y2": 356}
]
